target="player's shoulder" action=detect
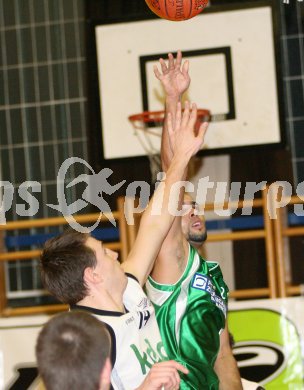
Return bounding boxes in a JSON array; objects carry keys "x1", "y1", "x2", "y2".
[
  {"x1": 124, "y1": 273, "x2": 152, "y2": 309},
  {"x1": 190, "y1": 246, "x2": 222, "y2": 273},
  {"x1": 125, "y1": 272, "x2": 140, "y2": 284},
  {"x1": 205, "y1": 260, "x2": 220, "y2": 269},
  {"x1": 204, "y1": 259, "x2": 224, "y2": 276},
  {"x1": 124, "y1": 273, "x2": 145, "y2": 297}
]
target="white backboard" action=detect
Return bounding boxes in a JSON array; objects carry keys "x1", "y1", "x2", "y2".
[{"x1": 95, "y1": 5, "x2": 281, "y2": 159}]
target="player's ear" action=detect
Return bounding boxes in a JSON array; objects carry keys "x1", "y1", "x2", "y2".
[
  {"x1": 99, "y1": 357, "x2": 111, "y2": 389},
  {"x1": 83, "y1": 267, "x2": 93, "y2": 284},
  {"x1": 84, "y1": 266, "x2": 101, "y2": 284}
]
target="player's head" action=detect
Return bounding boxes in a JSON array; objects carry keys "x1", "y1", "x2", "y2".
[
  {"x1": 40, "y1": 229, "x2": 125, "y2": 305},
  {"x1": 181, "y1": 192, "x2": 207, "y2": 249},
  {"x1": 36, "y1": 311, "x2": 111, "y2": 390}
]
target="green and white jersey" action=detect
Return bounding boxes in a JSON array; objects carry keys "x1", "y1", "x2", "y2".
[
  {"x1": 146, "y1": 245, "x2": 229, "y2": 390},
  {"x1": 72, "y1": 274, "x2": 167, "y2": 390}
]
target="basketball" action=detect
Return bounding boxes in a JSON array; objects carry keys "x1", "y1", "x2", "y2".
[{"x1": 145, "y1": 0, "x2": 208, "y2": 21}]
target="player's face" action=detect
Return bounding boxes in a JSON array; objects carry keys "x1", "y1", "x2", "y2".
[
  {"x1": 181, "y1": 194, "x2": 207, "y2": 247},
  {"x1": 85, "y1": 237, "x2": 127, "y2": 292}
]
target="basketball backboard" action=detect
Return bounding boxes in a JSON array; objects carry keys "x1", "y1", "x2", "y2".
[{"x1": 94, "y1": 3, "x2": 283, "y2": 159}]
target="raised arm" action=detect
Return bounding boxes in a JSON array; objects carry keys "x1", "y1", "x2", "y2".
[
  {"x1": 151, "y1": 52, "x2": 192, "y2": 283},
  {"x1": 122, "y1": 102, "x2": 208, "y2": 285},
  {"x1": 154, "y1": 50, "x2": 190, "y2": 169}
]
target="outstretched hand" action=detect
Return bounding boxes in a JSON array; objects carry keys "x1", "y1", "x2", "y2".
[
  {"x1": 154, "y1": 50, "x2": 190, "y2": 99},
  {"x1": 167, "y1": 101, "x2": 208, "y2": 159}
]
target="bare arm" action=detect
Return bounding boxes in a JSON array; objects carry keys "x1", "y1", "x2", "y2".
[
  {"x1": 214, "y1": 323, "x2": 243, "y2": 390},
  {"x1": 151, "y1": 51, "x2": 191, "y2": 283},
  {"x1": 154, "y1": 50, "x2": 190, "y2": 170},
  {"x1": 122, "y1": 103, "x2": 208, "y2": 285}
]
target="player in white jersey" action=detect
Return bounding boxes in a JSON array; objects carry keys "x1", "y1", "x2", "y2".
[
  {"x1": 71, "y1": 275, "x2": 168, "y2": 389},
  {"x1": 40, "y1": 101, "x2": 208, "y2": 389}
]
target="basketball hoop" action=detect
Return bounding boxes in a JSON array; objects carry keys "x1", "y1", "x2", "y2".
[{"x1": 128, "y1": 109, "x2": 211, "y2": 182}]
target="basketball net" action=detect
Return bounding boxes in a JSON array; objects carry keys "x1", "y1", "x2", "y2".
[
  {"x1": 128, "y1": 109, "x2": 211, "y2": 183},
  {"x1": 128, "y1": 111, "x2": 164, "y2": 183}
]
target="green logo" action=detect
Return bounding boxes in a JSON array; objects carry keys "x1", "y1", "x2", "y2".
[
  {"x1": 228, "y1": 309, "x2": 304, "y2": 389},
  {"x1": 130, "y1": 339, "x2": 167, "y2": 374}
]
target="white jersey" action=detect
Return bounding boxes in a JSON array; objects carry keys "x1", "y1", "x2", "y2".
[{"x1": 71, "y1": 274, "x2": 167, "y2": 390}]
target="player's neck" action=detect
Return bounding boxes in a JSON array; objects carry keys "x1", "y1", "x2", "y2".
[
  {"x1": 78, "y1": 289, "x2": 125, "y2": 313},
  {"x1": 189, "y1": 241, "x2": 204, "y2": 256}
]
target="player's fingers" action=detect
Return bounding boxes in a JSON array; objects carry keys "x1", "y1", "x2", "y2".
[
  {"x1": 175, "y1": 49, "x2": 182, "y2": 68},
  {"x1": 181, "y1": 101, "x2": 190, "y2": 128},
  {"x1": 162, "y1": 360, "x2": 189, "y2": 375},
  {"x1": 172, "y1": 367, "x2": 181, "y2": 388},
  {"x1": 168, "y1": 52, "x2": 174, "y2": 69},
  {"x1": 188, "y1": 103, "x2": 198, "y2": 128},
  {"x1": 167, "y1": 371, "x2": 180, "y2": 389},
  {"x1": 156, "y1": 373, "x2": 177, "y2": 389},
  {"x1": 160, "y1": 58, "x2": 168, "y2": 73},
  {"x1": 148, "y1": 370, "x2": 176, "y2": 388},
  {"x1": 197, "y1": 121, "x2": 209, "y2": 142},
  {"x1": 175, "y1": 363, "x2": 189, "y2": 375},
  {"x1": 149, "y1": 361, "x2": 186, "y2": 388},
  {"x1": 182, "y1": 59, "x2": 189, "y2": 75},
  {"x1": 153, "y1": 64, "x2": 162, "y2": 79}
]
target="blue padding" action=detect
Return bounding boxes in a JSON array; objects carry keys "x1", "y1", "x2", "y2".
[
  {"x1": 4, "y1": 227, "x2": 119, "y2": 249},
  {"x1": 288, "y1": 213, "x2": 304, "y2": 226},
  {"x1": 91, "y1": 227, "x2": 119, "y2": 241},
  {"x1": 5, "y1": 233, "x2": 56, "y2": 248},
  {"x1": 206, "y1": 215, "x2": 264, "y2": 231}
]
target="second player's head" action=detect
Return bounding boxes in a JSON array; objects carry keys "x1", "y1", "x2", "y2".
[{"x1": 181, "y1": 193, "x2": 207, "y2": 249}]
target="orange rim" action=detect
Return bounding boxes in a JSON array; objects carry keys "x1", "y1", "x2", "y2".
[{"x1": 128, "y1": 109, "x2": 211, "y2": 124}]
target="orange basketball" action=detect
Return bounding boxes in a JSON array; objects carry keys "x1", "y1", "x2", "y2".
[{"x1": 145, "y1": 0, "x2": 208, "y2": 21}]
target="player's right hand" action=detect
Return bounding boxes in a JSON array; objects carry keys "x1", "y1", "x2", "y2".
[
  {"x1": 137, "y1": 360, "x2": 188, "y2": 390},
  {"x1": 153, "y1": 50, "x2": 190, "y2": 99}
]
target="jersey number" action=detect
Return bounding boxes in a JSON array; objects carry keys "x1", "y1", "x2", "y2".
[{"x1": 139, "y1": 310, "x2": 151, "y2": 329}]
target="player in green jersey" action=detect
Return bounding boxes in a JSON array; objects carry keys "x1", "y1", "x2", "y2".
[{"x1": 146, "y1": 51, "x2": 243, "y2": 390}]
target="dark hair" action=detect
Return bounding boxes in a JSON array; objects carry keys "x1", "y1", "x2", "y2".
[
  {"x1": 36, "y1": 311, "x2": 111, "y2": 390},
  {"x1": 40, "y1": 229, "x2": 96, "y2": 304}
]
